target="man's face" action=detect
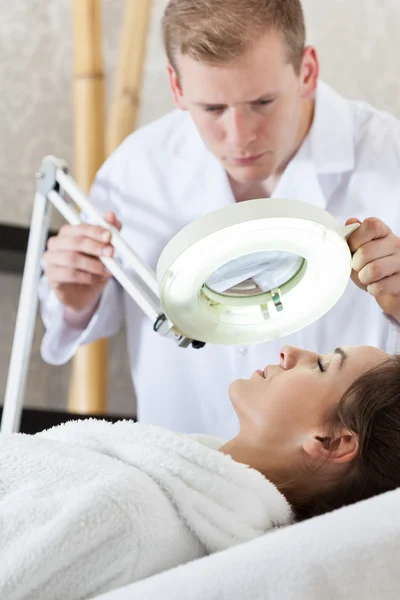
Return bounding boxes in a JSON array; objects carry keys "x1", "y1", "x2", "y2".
[{"x1": 168, "y1": 30, "x2": 318, "y2": 184}]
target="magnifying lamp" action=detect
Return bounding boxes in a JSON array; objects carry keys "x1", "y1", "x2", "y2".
[
  {"x1": 158, "y1": 197, "x2": 359, "y2": 344},
  {"x1": 1, "y1": 156, "x2": 359, "y2": 433}
]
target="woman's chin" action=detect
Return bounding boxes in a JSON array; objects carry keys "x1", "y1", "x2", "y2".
[
  {"x1": 228, "y1": 379, "x2": 249, "y2": 408},
  {"x1": 228, "y1": 379, "x2": 240, "y2": 400}
]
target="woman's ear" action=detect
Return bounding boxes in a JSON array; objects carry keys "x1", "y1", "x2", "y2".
[
  {"x1": 167, "y1": 65, "x2": 187, "y2": 110},
  {"x1": 303, "y1": 430, "x2": 359, "y2": 464}
]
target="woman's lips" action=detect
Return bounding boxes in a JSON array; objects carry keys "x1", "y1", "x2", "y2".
[{"x1": 256, "y1": 368, "x2": 268, "y2": 378}]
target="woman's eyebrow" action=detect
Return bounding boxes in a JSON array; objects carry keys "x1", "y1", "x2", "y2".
[{"x1": 334, "y1": 347, "x2": 348, "y2": 368}]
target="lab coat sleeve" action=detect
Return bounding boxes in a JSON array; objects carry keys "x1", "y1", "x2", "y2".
[
  {"x1": 384, "y1": 313, "x2": 400, "y2": 355},
  {"x1": 38, "y1": 152, "x2": 125, "y2": 366},
  {"x1": 384, "y1": 133, "x2": 400, "y2": 355},
  {"x1": 39, "y1": 275, "x2": 123, "y2": 366}
]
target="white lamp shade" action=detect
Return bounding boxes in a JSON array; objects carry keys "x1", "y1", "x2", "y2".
[{"x1": 157, "y1": 198, "x2": 358, "y2": 345}]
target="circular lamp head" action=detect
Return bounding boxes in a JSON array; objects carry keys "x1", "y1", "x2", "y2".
[{"x1": 157, "y1": 198, "x2": 358, "y2": 345}]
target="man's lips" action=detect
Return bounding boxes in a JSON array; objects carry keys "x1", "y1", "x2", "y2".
[{"x1": 231, "y1": 152, "x2": 265, "y2": 166}]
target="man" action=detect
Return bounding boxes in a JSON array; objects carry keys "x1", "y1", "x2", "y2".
[{"x1": 39, "y1": 0, "x2": 400, "y2": 438}]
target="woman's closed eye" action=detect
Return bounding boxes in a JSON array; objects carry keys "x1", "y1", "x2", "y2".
[{"x1": 316, "y1": 348, "x2": 345, "y2": 373}]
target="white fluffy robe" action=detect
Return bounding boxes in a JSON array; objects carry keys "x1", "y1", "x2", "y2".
[{"x1": 0, "y1": 419, "x2": 292, "y2": 600}]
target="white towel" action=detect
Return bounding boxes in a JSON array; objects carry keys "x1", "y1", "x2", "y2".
[{"x1": 0, "y1": 419, "x2": 292, "y2": 600}]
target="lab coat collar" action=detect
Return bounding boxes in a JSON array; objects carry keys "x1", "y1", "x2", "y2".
[
  {"x1": 270, "y1": 81, "x2": 355, "y2": 209},
  {"x1": 308, "y1": 80, "x2": 355, "y2": 175}
]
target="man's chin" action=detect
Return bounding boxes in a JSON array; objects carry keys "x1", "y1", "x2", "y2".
[{"x1": 225, "y1": 163, "x2": 274, "y2": 184}]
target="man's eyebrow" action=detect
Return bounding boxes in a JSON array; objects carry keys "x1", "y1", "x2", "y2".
[
  {"x1": 334, "y1": 347, "x2": 348, "y2": 368},
  {"x1": 195, "y1": 93, "x2": 277, "y2": 107},
  {"x1": 248, "y1": 93, "x2": 277, "y2": 103}
]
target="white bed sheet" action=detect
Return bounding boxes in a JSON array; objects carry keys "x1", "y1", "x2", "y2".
[{"x1": 95, "y1": 487, "x2": 400, "y2": 600}]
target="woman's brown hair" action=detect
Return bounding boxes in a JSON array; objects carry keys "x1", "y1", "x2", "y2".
[{"x1": 293, "y1": 355, "x2": 400, "y2": 521}]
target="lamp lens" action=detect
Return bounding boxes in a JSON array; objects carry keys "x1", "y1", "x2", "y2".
[{"x1": 205, "y1": 251, "x2": 304, "y2": 297}]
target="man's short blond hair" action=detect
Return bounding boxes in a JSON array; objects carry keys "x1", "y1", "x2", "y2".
[{"x1": 162, "y1": 0, "x2": 306, "y2": 75}]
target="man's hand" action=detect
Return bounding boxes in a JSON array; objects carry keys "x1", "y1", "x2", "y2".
[
  {"x1": 346, "y1": 217, "x2": 400, "y2": 323},
  {"x1": 43, "y1": 211, "x2": 122, "y2": 313}
]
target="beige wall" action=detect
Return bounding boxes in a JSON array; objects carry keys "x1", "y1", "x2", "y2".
[
  {"x1": 0, "y1": 0, "x2": 171, "y2": 229},
  {"x1": 0, "y1": 0, "x2": 399, "y2": 227},
  {"x1": 1, "y1": 0, "x2": 399, "y2": 416}
]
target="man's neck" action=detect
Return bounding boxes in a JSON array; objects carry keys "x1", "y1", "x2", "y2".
[
  {"x1": 229, "y1": 175, "x2": 279, "y2": 203},
  {"x1": 229, "y1": 96, "x2": 316, "y2": 203}
]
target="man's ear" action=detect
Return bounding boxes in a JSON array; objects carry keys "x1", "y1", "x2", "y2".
[
  {"x1": 167, "y1": 65, "x2": 187, "y2": 110},
  {"x1": 303, "y1": 430, "x2": 359, "y2": 464},
  {"x1": 299, "y1": 45, "x2": 319, "y2": 100}
]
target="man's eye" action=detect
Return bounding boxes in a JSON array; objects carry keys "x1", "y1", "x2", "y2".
[
  {"x1": 205, "y1": 106, "x2": 224, "y2": 113},
  {"x1": 317, "y1": 357, "x2": 326, "y2": 372},
  {"x1": 251, "y1": 99, "x2": 274, "y2": 109}
]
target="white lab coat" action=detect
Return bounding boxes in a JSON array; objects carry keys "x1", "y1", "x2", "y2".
[{"x1": 39, "y1": 81, "x2": 400, "y2": 438}]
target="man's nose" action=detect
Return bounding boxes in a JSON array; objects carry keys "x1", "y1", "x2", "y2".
[{"x1": 225, "y1": 108, "x2": 257, "y2": 149}]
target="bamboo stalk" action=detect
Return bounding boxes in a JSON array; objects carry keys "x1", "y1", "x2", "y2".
[
  {"x1": 68, "y1": 0, "x2": 153, "y2": 415},
  {"x1": 68, "y1": 0, "x2": 108, "y2": 415},
  {"x1": 107, "y1": 0, "x2": 153, "y2": 154}
]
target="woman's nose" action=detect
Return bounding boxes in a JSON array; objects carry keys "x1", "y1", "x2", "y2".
[{"x1": 280, "y1": 345, "x2": 303, "y2": 369}]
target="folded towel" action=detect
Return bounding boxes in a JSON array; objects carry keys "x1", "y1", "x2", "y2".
[{"x1": 0, "y1": 419, "x2": 292, "y2": 600}]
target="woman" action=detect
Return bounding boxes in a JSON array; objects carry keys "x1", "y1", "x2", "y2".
[
  {"x1": 1, "y1": 344, "x2": 399, "y2": 600},
  {"x1": 221, "y1": 343, "x2": 400, "y2": 520}
]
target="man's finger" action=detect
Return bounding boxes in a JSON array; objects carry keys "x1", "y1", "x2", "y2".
[
  {"x1": 358, "y1": 255, "x2": 400, "y2": 287},
  {"x1": 352, "y1": 236, "x2": 396, "y2": 272},
  {"x1": 104, "y1": 211, "x2": 122, "y2": 231},
  {"x1": 58, "y1": 223, "x2": 112, "y2": 243},
  {"x1": 347, "y1": 217, "x2": 391, "y2": 253},
  {"x1": 44, "y1": 250, "x2": 111, "y2": 277},
  {"x1": 48, "y1": 266, "x2": 109, "y2": 287},
  {"x1": 47, "y1": 234, "x2": 114, "y2": 258},
  {"x1": 367, "y1": 273, "x2": 400, "y2": 298}
]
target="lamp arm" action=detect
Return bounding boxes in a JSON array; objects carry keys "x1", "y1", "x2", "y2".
[
  {"x1": 0, "y1": 156, "x2": 203, "y2": 435},
  {"x1": 39, "y1": 156, "x2": 199, "y2": 347}
]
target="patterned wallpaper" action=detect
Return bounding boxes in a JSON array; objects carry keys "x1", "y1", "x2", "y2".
[{"x1": 0, "y1": 0, "x2": 399, "y2": 228}]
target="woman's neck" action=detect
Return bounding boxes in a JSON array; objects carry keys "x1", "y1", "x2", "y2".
[
  {"x1": 218, "y1": 436, "x2": 287, "y2": 480},
  {"x1": 219, "y1": 434, "x2": 340, "y2": 509}
]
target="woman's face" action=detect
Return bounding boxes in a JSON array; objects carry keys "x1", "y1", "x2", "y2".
[{"x1": 229, "y1": 345, "x2": 389, "y2": 449}]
